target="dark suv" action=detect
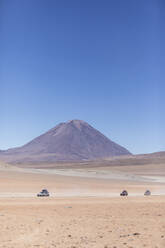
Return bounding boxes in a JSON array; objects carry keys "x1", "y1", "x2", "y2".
[
  {"x1": 120, "y1": 190, "x2": 128, "y2": 196},
  {"x1": 37, "y1": 189, "x2": 50, "y2": 197}
]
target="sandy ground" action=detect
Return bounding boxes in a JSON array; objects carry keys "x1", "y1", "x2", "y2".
[
  {"x1": 0, "y1": 197, "x2": 165, "y2": 248},
  {"x1": 0, "y1": 162, "x2": 165, "y2": 247}
]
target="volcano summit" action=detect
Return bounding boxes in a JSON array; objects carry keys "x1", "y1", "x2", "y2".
[{"x1": 0, "y1": 120, "x2": 131, "y2": 163}]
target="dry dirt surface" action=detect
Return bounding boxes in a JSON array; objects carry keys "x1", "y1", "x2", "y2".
[
  {"x1": 0, "y1": 161, "x2": 165, "y2": 248},
  {"x1": 0, "y1": 197, "x2": 165, "y2": 248}
]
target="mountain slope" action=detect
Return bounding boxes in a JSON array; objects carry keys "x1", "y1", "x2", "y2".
[{"x1": 0, "y1": 120, "x2": 131, "y2": 163}]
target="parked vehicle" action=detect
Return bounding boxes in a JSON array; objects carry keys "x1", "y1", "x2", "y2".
[
  {"x1": 144, "y1": 190, "x2": 151, "y2": 196},
  {"x1": 120, "y1": 190, "x2": 128, "y2": 196},
  {"x1": 37, "y1": 189, "x2": 49, "y2": 197}
]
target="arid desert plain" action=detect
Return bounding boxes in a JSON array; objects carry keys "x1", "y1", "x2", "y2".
[{"x1": 0, "y1": 160, "x2": 165, "y2": 248}]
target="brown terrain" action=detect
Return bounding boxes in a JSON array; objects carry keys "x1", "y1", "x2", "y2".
[{"x1": 0, "y1": 157, "x2": 165, "y2": 248}]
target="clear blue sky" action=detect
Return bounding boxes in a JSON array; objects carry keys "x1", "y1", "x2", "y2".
[{"x1": 0, "y1": 0, "x2": 164, "y2": 154}]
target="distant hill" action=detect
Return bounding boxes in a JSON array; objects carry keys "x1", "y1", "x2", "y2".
[
  {"x1": 101, "y1": 151, "x2": 165, "y2": 166},
  {"x1": 0, "y1": 120, "x2": 131, "y2": 164}
]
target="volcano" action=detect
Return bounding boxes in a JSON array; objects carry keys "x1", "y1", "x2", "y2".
[{"x1": 0, "y1": 120, "x2": 131, "y2": 163}]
